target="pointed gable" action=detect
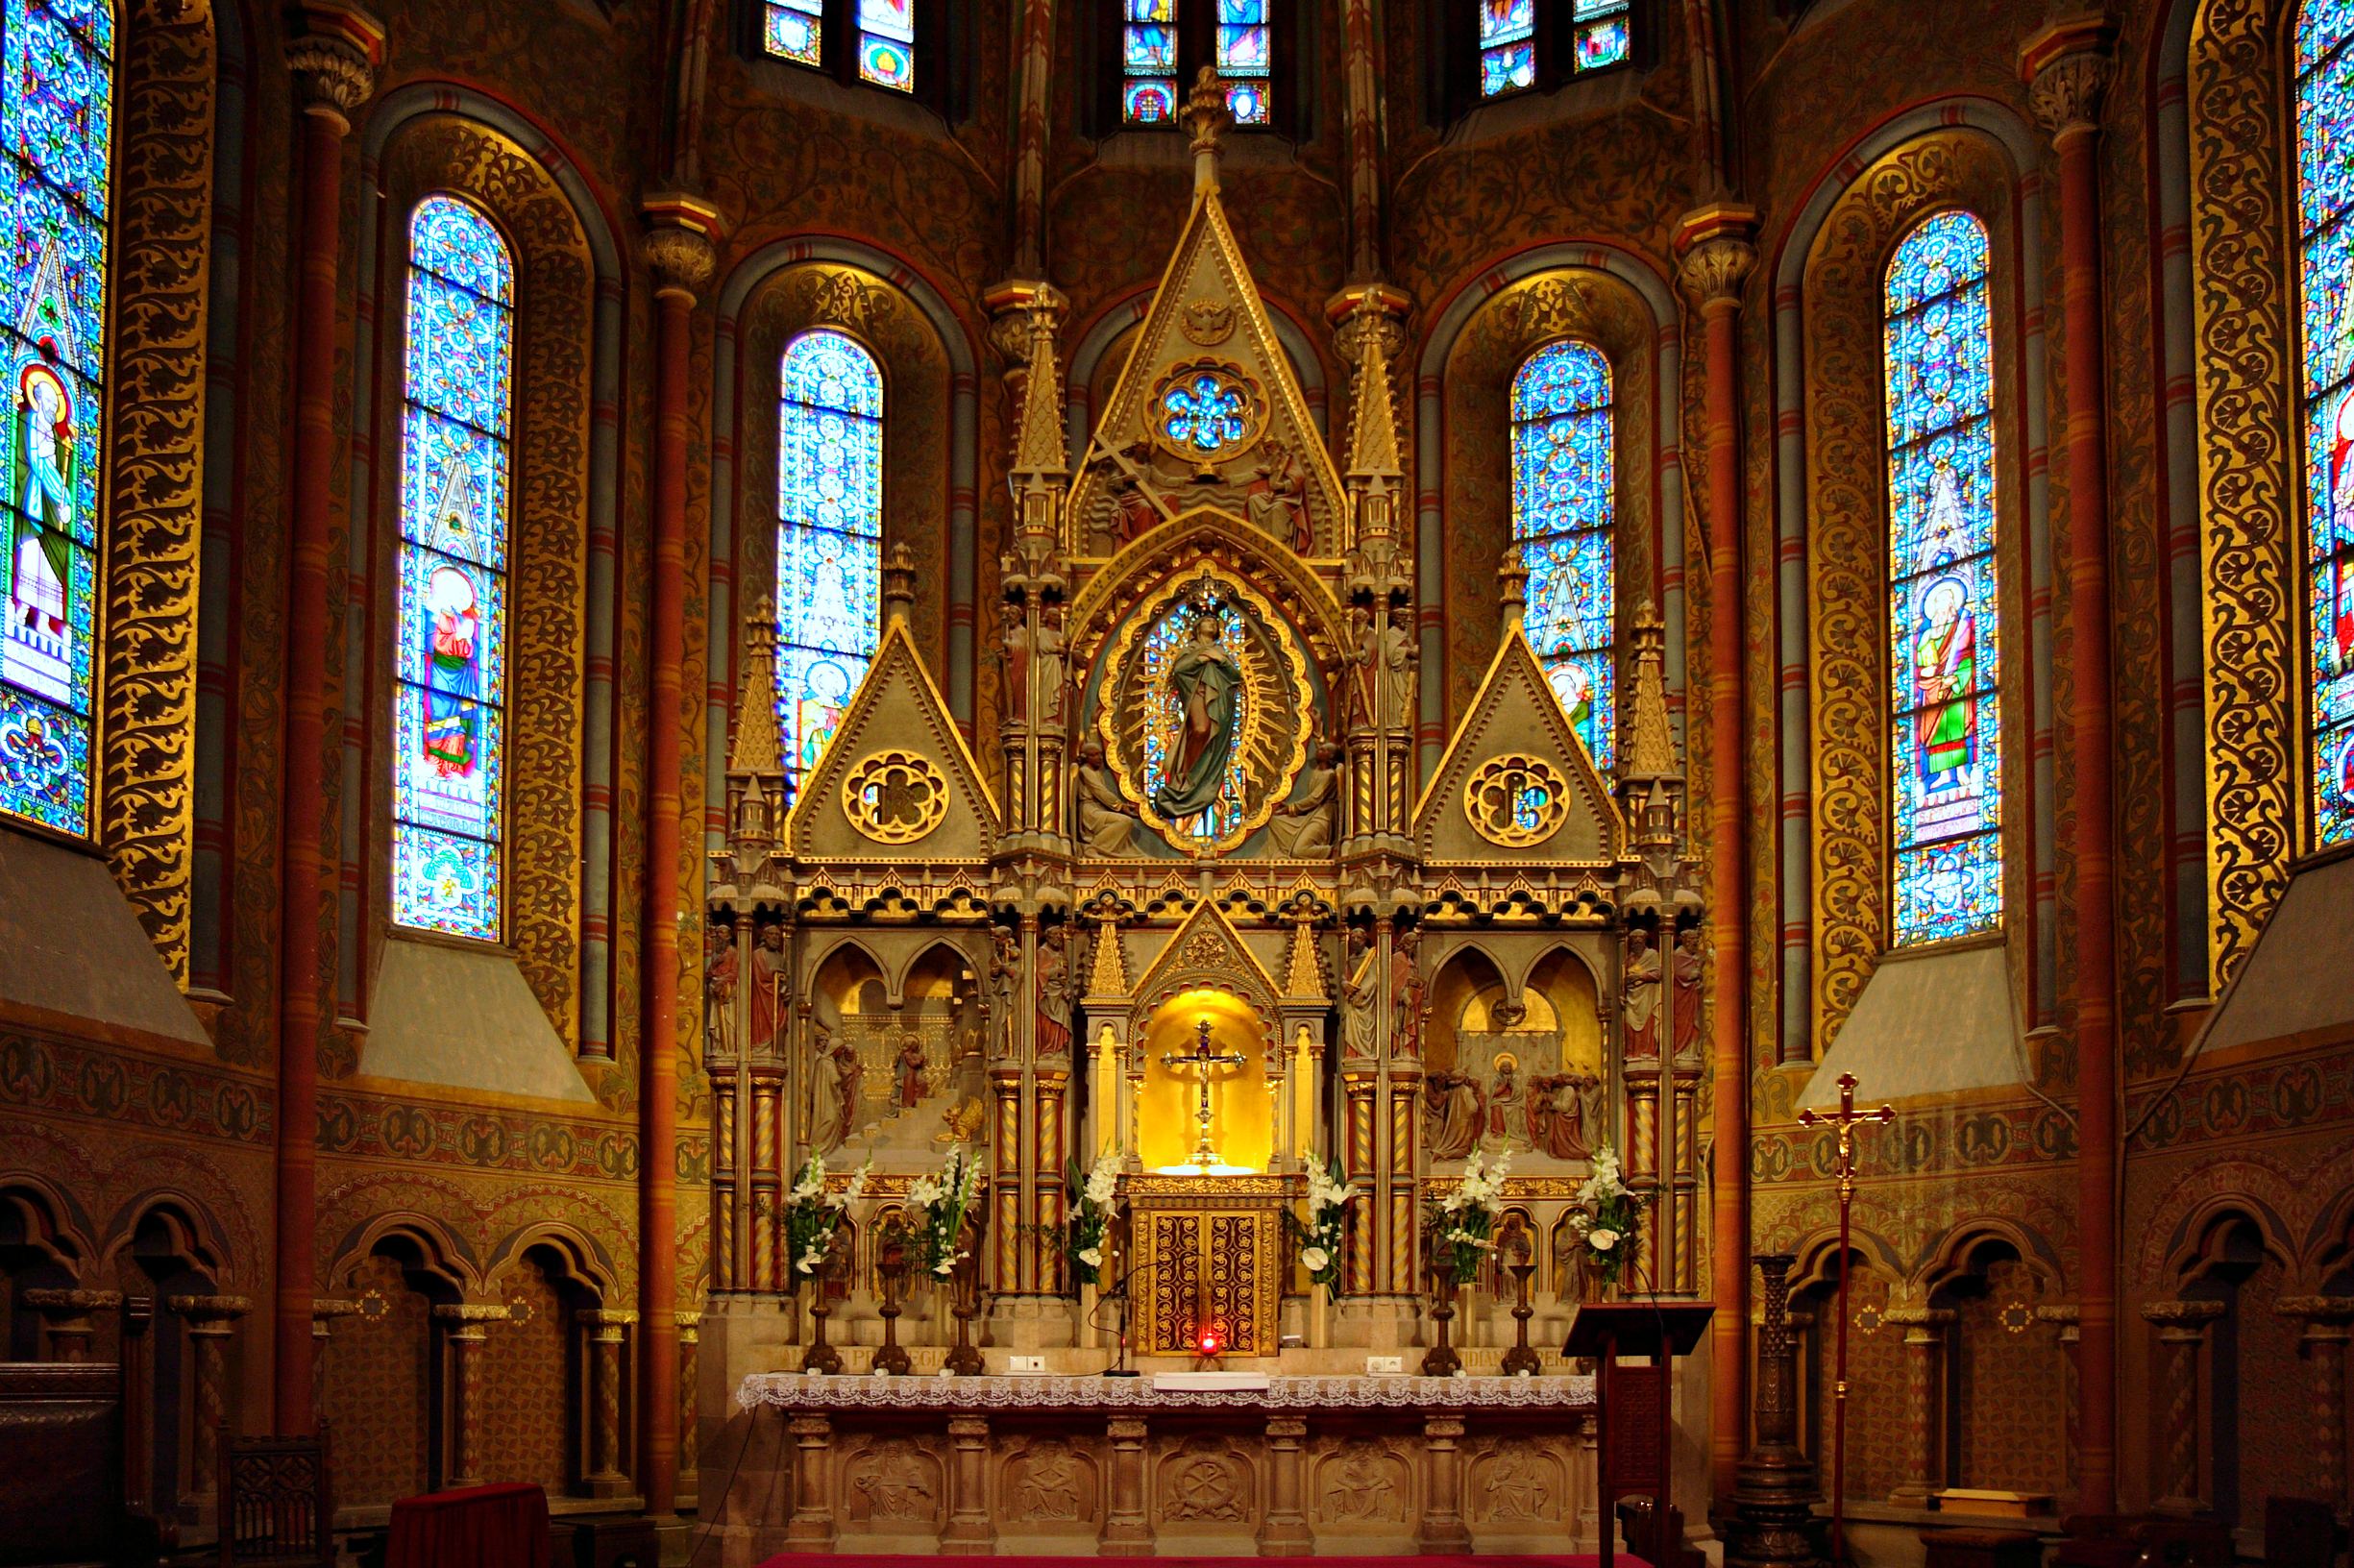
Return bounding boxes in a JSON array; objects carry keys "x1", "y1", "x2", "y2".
[
  {"x1": 782, "y1": 620, "x2": 999, "y2": 862},
  {"x1": 1413, "y1": 630, "x2": 1624, "y2": 867},
  {"x1": 1066, "y1": 190, "x2": 1347, "y2": 558},
  {"x1": 1130, "y1": 898, "x2": 1285, "y2": 1025}
]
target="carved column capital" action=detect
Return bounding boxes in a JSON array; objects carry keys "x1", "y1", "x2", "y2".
[
  {"x1": 2020, "y1": 16, "x2": 2117, "y2": 144},
  {"x1": 166, "y1": 1293, "x2": 253, "y2": 1331},
  {"x1": 1883, "y1": 1306, "x2": 1956, "y2": 1334},
  {"x1": 1673, "y1": 204, "x2": 1759, "y2": 310},
  {"x1": 2141, "y1": 1298, "x2": 2226, "y2": 1341},
  {"x1": 2278, "y1": 1295, "x2": 2354, "y2": 1331},
  {"x1": 284, "y1": 3, "x2": 386, "y2": 129},
  {"x1": 640, "y1": 193, "x2": 725, "y2": 303}
]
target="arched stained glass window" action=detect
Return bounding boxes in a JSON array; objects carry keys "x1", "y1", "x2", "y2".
[
  {"x1": 0, "y1": 0, "x2": 113, "y2": 838},
  {"x1": 391, "y1": 196, "x2": 514, "y2": 942},
  {"x1": 764, "y1": 0, "x2": 917, "y2": 92},
  {"x1": 2297, "y1": 0, "x2": 2354, "y2": 846},
  {"x1": 1476, "y1": 0, "x2": 1632, "y2": 101},
  {"x1": 775, "y1": 329, "x2": 884, "y2": 795},
  {"x1": 1885, "y1": 210, "x2": 2003, "y2": 946},
  {"x1": 1120, "y1": 1, "x2": 1275, "y2": 127},
  {"x1": 1510, "y1": 339, "x2": 1615, "y2": 767}
]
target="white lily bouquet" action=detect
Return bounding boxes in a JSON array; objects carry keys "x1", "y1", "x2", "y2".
[
  {"x1": 783, "y1": 1152, "x2": 868, "y2": 1286},
  {"x1": 1062, "y1": 1151, "x2": 1123, "y2": 1287},
  {"x1": 906, "y1": 1144, "x2": 983, "y2": 1283},
  {"x1": 1427, "y1": 1144, "x2": 1511, "y2": 1287},
  {"x1": 1564, "y1": 1144, "x2": 1645, "y2": 1292},
  {"x1": 1288, "y1": 1156, "x2": 1350, "y2": 1299}
]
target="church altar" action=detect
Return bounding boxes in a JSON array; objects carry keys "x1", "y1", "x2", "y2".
[{"x1": 712, "y1": 1372, "x2": 1600, "y2": 1561}]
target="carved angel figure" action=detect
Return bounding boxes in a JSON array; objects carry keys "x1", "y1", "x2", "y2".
[{"x1": 1265, "y1": 740, "x2": 1342, "y2": 856}]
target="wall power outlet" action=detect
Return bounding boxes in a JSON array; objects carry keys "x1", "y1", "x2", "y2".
[{"x1": 1365, "y1": 1355, "x2": 1405, "y2": 1375}]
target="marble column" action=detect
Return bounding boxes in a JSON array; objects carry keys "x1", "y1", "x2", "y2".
[
  {"x1": 786, "y1": 1414, "x2": 837, "y2": 1549},
  {"x1": 2140, "y1": 1299, "x2": 2224, "y2": 1515},
  {"x1": 1099, "y1": 1414, "x2": 1152, "y2": 1556},
  {"x1": 638, "y1": 190, "x2": 722, "y2": 1520},
  {"x1": 20, "y1": 1287, "x2": 120, "y2": 1361},
  {"x1": 168, "y1": 1294, "x2": 252, "y2": 1513},
  {"x1": 273, "y1": 2, "x2": 383, "y2": 1434},
  {"x1": 1035, "y1": 1067, "x2": 1070, "y2": 1294},
  {"x1": 578, "y1": 1308, "x2": 636, "y2": 1498},
  {"x1": 309, "y1": 1298, "x2": 360, "y2": 1426},
  {"x1": 2023, "y1": 13, "x2": 2121, "y2": 1512},
  {"x1": 2277, "y1": 1297, "x2": 2354, "y2": 1515},
  {"x1": 433, "y1": 1304, "x2": 507, "y2": 1490},
  {"x1": 1674, "y1": 203, "x2": 1759, "y2": 1504},
  {"x1": 1261, "y1": 1415, "x2": 1313, "y2": 1556},
  {"x1": 941, "y1": 1415, "x2": 994, "y2": 1548},
  {"x1": 1883, "y1": 1307, "x2": 1954, "y2": 1505},
  {"x1": 1417, "y1": 1411, "x2": 1471, "y2": 1554},
  {"x1": 1342, "y1": 1069, "x2": 1378, "y2": 1297}
]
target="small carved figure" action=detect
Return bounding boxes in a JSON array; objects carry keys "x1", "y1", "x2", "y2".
[
  {"x1": 826, "y1": 1035, "x2": 864, "y2": 1153},
  {"x1": 1325, "y1": 1442, "x2": 1401, "y2": 1522},
  {"x1": 749, "y1": 921, "x2": 789, "y2": 1053},
  {"x1": 1340, "y1": 603, "x2": 1376, "y2": 731},
  {"x1": 1340, "y1": 928, "x2": 1378, "y2": 1061},
  {"x1": 1388, "y1": 927, "x2": 1425, "y2": 1059},
  {"x1": 1484, "y1": 1051, "x2": 1525, "y2": 1144},
  {"x1": 1266, "y1": 739, "x2": 1342, "y2": 856},
  {"x1": 1375, "y1": 609, "x2": 1416, "y2": 732},
  {"x1": 1037, "y1": 925, "x2": 1075, "y2": 1060},
  {"x1": 1623, "y1": 929, "x2": 1662, "y2": 1059},
  {"x1": 1484, "y1": 1442, "x2": 1545, "y2": 1522},
  {"x1": 1152, "y1": 613, "x2": 1243, "y2": 824},
  {"x1": 1017, "y1": 1444, "x2": 1083, "y2": 1521},
  {"x1": 1073, "y1": 737, "x2": 1139, "y2": 856},
  {"x1": 1093, "y1": 445, "x2": 1161, "y2": 547},
  {"x1": 894, "y1": 1033, "x2": 928, "y2": 1109},
  {"x1": 1245, "y1": 438, "x2": 1312, "y2": 554},
  {"x1": 995, "y1": 613, "x2": 1034, "y2": 723},
  {"x1": 1672, "y1": 926, "x2": 1704, "y2": 1059},
  {"x1": 935, "y1": 1094, "x2": 986, "y2": 1145},
  {"x1": 1424, "y1": 1067, "x2": 1485, "y2": 1162},
  {"x1": 1528, "y1": 1068, "x2": 1601, "y2": 1162},
  {"x1": 703, "y1": 922, "x2": 738, "y2": 1061},
  {"x1": 988, "y1": 926, "x2": 1020, "y2": 1059}
]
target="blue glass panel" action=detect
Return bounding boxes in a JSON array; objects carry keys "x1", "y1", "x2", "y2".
[
  {"x1": 1124, "y1": 24, "x2": 1176, "y2": 74},
  {"x1": 391, "y1": 824, "x2": 503, "y2": 943},
  {"x1": 1544, "y1": 650, "x2": 1617, "y2": 770},
  {"x1": 776, "y1": 526, "x2": 881, "y2": 657},
  {"x1": 0, "y1": 0, "x2": 110, "y2": 839},
  {"x1": 1217, "y1": 0, "x2": 1265, "y2": 20},
  {"x1": 1217, "y1": 24, "x2": 1270, "y2": 72},
  {"x1": 1480, "y1": 0, "x2": 1534, "y2": 47},
  {"x1": 1510, "y1": 340, "x2": 1615, "y2": 762},
  {"x1": 1574, "y1": 18, "x2": 1631, "y2": 71},
  {"x1": 1160, "y1": 369, "x2": 1254, "y2": 457},
  {"x1": 1128, "y1": 0, "x2": 1173, "y2": 18},
  {"x1": 1885, "y1": 210, "x2": 2002, "y2": 943},
  {"x1": 1521, "y1": 531, "x2": 1614, "y2": 653},
  {"x1": 2302, "y1": 44, "x2": 2354, "y2": 238},
  {"x1": 1225, "y1": 81, "x2": 1270, "y2": 125},
  {"x1": 776, "y1": 331, "x2": 885, "y2": 795},
  {"x1": 1480, "y1": 43, "x2": 1535, "y2": 98},
  {"x1": 1124, "y1": 78, "x2": 1179, "y2": 123},
  {"x1": 2300, "y1": 0, "x2": 2354, "y2": 73},
  {"x1": 393, "y1": 195, "x2": 512, "y2": 938},
  {"x1": 858, "y1": 0, "x2": 914, "y2": 41},
  {"x1": 1575, "y1": 0, "x2": 1629, "y2": 17},
  {"x1": 765, "y1": 0, "x2": 822, "y2": 64},
  {"x1": 2302, "y1": 11, "x2": 2354, "y2": 846},
  {"x1": 773, "y1": 644, "x2": 870, "y2": 784}
]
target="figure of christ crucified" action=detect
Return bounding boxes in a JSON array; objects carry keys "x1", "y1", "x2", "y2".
[{"x1": 1162, "y1": 1017, "x2": 1247, "y2": 1170}]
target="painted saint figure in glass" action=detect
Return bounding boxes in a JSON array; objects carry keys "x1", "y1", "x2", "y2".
[
  {"x1": 0, "y1": 0, "x2": 111, "y2": 837},
  {"x1": 775, "y1": 328, "x2": 885, "y2": 796},
  {"x1": 2297, "y1": 0, "x2": 2354, "y2": 845},
  {"x1": 1884, "y1": 209, "x2": 2003, "y2": 945},
  {"x1": 391, "y1": 195, "x2": 514, "y2": 942},
  {"x1": 1509, "y1": 338, "x2": 1615, "y2": 766}
]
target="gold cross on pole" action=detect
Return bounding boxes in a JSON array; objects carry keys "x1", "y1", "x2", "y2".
[
  {"x1": 1798, "y1": 1070, "x2": 1894, "y2": 1567},
  {"x1": 1162, "y1": 1017, "x2": 1246, "y2": 1169}
]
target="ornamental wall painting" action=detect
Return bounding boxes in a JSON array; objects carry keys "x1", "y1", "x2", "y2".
[
  {"x1": 392, "y1": 195, "x2": 514, "y2": 943},
  {"x1": 1885, "y1": 210, "x2": 2003, "y2": 946},
  {"x1": 0, "y1": 0, "x2": 110, "y2": 837}
]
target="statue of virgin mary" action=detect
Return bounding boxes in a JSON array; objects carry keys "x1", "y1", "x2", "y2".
[{"x1": 1151, "y1": 612, "x2": 1243, "y2": 824}]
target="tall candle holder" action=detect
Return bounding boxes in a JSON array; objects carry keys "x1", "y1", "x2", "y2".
[
  {"x1": 1421, "y1": 1258, "x2": 1463, "y2": 1378},
  {"x1": 1499, "y1": 1253, "x2": 1541, "y2": 1376},
  {"x1": 801, "y1": 1242, "x2": 846, "y2": 1375},
  {"x1": 874, "y1": 1225, "x2": 913, "y2": 1376},
  {"x1": 945, "y1": 1238, "x2": 985, "y2": 1376}
]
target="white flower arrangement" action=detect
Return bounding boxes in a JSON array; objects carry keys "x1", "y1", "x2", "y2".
[
  {"x1": 905, "y1": 1145, "x2": 982, "y2": 1284},
  {"x1": 1063, "y1": 1150, "x2": 1124, "y2": 1288},
  {"x1": 1563, "y1": 1142, "x2": 1646, "y2": 1292},
  {"x1": 781, "y1": 1152, "x2": 871, "y2": 1286},
  {"x1": 1427, "y1": 1143, "x2": 1511, "y2": 1287},
  {"x1": 1289, "y1": 1156, "x2": 1352, "y2": 1299}
]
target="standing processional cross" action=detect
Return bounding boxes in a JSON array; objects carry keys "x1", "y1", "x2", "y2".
[
  {"x1": 1798, "y1": 1070, "x2": 1895, "y2": 1568},
  {"x1": 1162, "y1": 1017, "x2": 1246, "y2": 1169}
]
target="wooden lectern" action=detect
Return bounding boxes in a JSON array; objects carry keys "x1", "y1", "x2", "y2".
[{"x1": 1564, "y1": 1302, "x2": 1714, "y2": 1568}]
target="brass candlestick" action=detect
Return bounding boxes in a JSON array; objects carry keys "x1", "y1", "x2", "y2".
[
  {"x1": 1499, "y1": 1257, "x2": 1541, "y2": 1376},
  {"x1": 802, "y1": 1245, "x2": 845, "y2": 1375},
  {"x1": 874, "y1": 1227, "x2": 913, "y2": 1376},
  {"x1": 1421, "y1": 1260, "x2": 1463, "y2": 1378},
  {"x1": 945, "y1": 1241, "x2": 985, "y2": 1376}
]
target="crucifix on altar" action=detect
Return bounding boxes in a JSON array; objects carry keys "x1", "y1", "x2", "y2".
[{"x1": 1162, "y1": 1017, "x2": 1247, "y2": 1171}]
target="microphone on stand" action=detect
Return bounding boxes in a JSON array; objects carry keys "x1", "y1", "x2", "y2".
[{"x1": 1089, "y1": 1254, "x2": 1155, "y2": 1378}]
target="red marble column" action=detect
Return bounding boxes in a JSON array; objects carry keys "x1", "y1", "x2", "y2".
[
  {"x1": 1675, "y1": 204, "x2": 1758, "y2": 1505},
  {"x1": 273, "y1": 5, "x2": 383, "y2": 1437},
  {"x1": 637, "y1": 192, "x2": 722, "y2": 1518},
  {"x1": 2022, "y1": 16, "x2": 2121, "y2": 1514}
]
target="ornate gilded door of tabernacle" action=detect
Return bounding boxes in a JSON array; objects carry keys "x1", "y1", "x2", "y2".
[{"x1": 1134, "y1": 1201, "x2": 1280, "y2": 1356}]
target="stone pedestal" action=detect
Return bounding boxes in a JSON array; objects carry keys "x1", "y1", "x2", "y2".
[
  {"x1": 941, "y1": 1415, "x2": 994, "y2": 1548},
  {"x1": 20, "y1": 1287, "x2": 121, "y2": 1361},
  {"x1": 1099, "y1": 1415, "x2": 1153, "y2": 1556},
  {"x1": 1259, "y1": 1415, "x2": 1313, "y2": 1555},
  {"x1": 167, "y1": 1293, "x2": 251, "y2": 1523}
]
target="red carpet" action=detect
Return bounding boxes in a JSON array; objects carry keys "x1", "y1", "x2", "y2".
[
  {"x1": 762, "y1": 1544, "x2": 1648, "y2": 1554},
  {"x1": 756, "y1": 1557, "x2": 1646, "y2": 1567}
]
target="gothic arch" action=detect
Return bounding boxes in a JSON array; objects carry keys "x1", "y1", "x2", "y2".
[
  {"x1": 97, "y1": 1192, "x2": 231, "y2": 1284},
  {"x1": 328, "y1": 1213, "x2": 478, "y2": 1298},
  {"x1": 481, "y1": 1221, "x2": 619, "y2": 1302},
  {"x1": 1066, "y1": 508, "x2": 1352, "y2": 675}
]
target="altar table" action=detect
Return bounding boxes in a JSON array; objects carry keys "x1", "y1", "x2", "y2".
[{"x1": 714, "y1": 1374, "x2": 1599, "y2": 1563}]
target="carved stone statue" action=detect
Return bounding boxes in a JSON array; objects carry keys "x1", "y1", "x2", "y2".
[
  {"x1": 1073, "y1": 737, "x2": 1139, "y2": 856},
  {"x1": 1388, "y1": 928, "x2": 1425, "y2": 1059},
  {"x1": 1340, "y1": 927, "x2": 1378, "y2": 1061},
  {"x1": 1424, "y1": 1067, "x2": 1484, "y2": 1161},
  {"x1": 1265, "y1": 739, "x2": 1342, "y2": 855},
  {"x1": 1151, "y1": 613, "x2": 1243, "y2": 823},
  {"x1": 1623, "y1": 929, "x2": 1661, "y2": 1059},
  {"x1": 894, "y1": 1033, "x2": 928, "y2": 1109},
  {"x1": 1529, "y1": 1068, "x2": 1601, "y2": 1161},
  {"x1": 817, "y1": 1026, "x2": 863, "y2": 1153},
  {"x1": 749, "y1": 920, "x2": 789, "y2": 1054},
  {"x1": 1036, "y1": 604, "x2": 1068, "y2": 725},
  {"x1": 1037, "y1": 924, "x2": 1074, "y2": 1060},
  {"x1": 1484, "y1": 1052, "x2": 1525, "y2": 1145},
  {"x1": 988, "y1": 925, "x2": 1020, "y2": 1060},
  {"x1": 703, "y1": 922, "x2": 737, "y2": 1061},
  {"x1": 1245, "y1": 438, "x2": 1312, "y2": 553},
  {"x1": 1672, "y1": 926, "x2": 1704, "y2": 1058},
  {"x1": 1375, "y1": 608, "x2": 1416, "y2": 732}
]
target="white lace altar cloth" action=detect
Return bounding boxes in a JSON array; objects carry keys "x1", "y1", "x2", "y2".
[{"x1": 736, "y1": 1371, "x2": 1597, "y2": 1413}]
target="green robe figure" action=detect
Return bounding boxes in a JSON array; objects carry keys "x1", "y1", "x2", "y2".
[
  {"x1": 1913, "y1": 576, "x2": 1976, "y2": 789},
  {"x1": 1152, "y1": 613, "x2": 1242, "y2": 827}
]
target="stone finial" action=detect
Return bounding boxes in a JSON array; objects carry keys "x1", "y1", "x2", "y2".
[
  {"x1": 2021, "y1": 16, "x2": 2117, "y2": 142},
  {"x1": 1497, "y1": 544, "x2": 1529, "y2": 636},
  {"x1": 729, "y1": 596, "x2": 785, "y2": 778},
  {"x1": 882, "y1": 542, "x2": 919, "y2": 624},
  {"x1": 1621, "y1": 608, "x2": 1679, "y2": 782},
  {"x1": 1674, "y1": 204, "x2": 1759, "y2": 310},
  {"x1": 1338, "y1": 288, "x2": 1406, "y2": 481},
  {"x1": 1185, "y1": 67, "x2": 1232, "y2": 195},
  {"x1": 641, "y1": 193, "x2": 724, "y2": 303},
  {"x1": 285, "y1": 1, "x2": 386, "y2": 126}
]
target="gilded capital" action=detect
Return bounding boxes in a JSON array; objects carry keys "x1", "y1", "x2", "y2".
[
  {"x1": 2139, "y1": 1298, "x2": 2226, "y2": 1329},
  {"x1": 2020, "y1": 16, "x2": 2116, "y2": 142},
  {"x1": 641, "y1": 192, "x2": 725, "y2": 303},
  {"x1": 1673, "y1": 203, "x2": 1760, "y2": 309},
  {"x1": 284, "y1": 2, "x2": 386, "y2": 126}
]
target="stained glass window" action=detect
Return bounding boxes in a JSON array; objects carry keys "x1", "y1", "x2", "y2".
[
  {"x1": 1121, "y1": 1, "x2": 1275, "y2": 127},
  {"x1": 390, "y1": 196, "x2": 513, "y2": 943},
  {"x1": 1478, "y1": 0, "x2": 1631, "y2": 100},
  {"x1": 0, "y1": 0, "x2": 111, "y2": 838},
  {"x1": 775, "y1": 329, "x2": 884, "y2": 796},
  {"x1": 1884, "y1": 211, "x2": 2003, "y2": 946},
  {"x1": 1510, "y1": 340, "x2": 1616, "y2": 768},
  {"x1": 763, "y1": 0, "x2": 915, "y2": 90},
  {"x1": 2297, "y1": 0, "x2": 2354, "y2": 846}
]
